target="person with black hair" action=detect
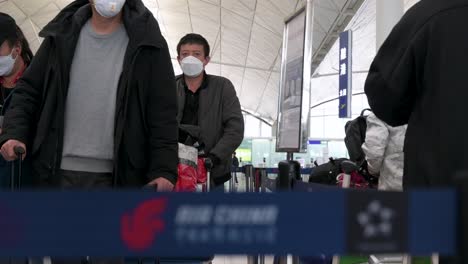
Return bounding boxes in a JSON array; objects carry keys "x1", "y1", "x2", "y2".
[
  {"x1": 176, "y1": 33, "x2": 244, "y2": 190},
  {"x1": 0, "y1": 12, "x2": 33, "y2": 188},
  {"x1": 0, "y1": 13, "x2": 33, "y2": 123}
]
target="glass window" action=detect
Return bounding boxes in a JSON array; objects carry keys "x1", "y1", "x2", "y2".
[
  {"x1": 309, "y1": 94, "x2": 370, "y2": 139},
  {"x1": 323, "y1": 116, "x2": 349, "y2": 139},
  {"x1": 244, "y1": 115, "x2": 260, "y2": 137},
  {"x1": 261, "y1": 122, "x2": 272, "y2": 137},
  {"x1": 309, "y1": 117, "x2": 325, "y2": 138},
  {"x1": 269, "y1": 139, "x2": 286, "y2": 168},
  {"x1": 251, "y1": 139, "x2": 272, "y2": 167},
  {"x1": 328, "y1": 141, "x2": 349, "y2": 159}
]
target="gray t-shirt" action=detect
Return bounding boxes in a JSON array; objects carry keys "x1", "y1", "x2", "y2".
[{"x1": 61, "y1": 20, "x2": 129, "y2": 173}]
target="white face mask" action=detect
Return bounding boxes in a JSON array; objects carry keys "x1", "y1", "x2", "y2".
[
  {"x1": 94, "y1": 0, "x2": 126, "y2": 18},
  {"x1": 0, "y1": 49, "x2": 17, "y2": 77},
  {"x1": 180, "y1": 56, "x2": 204, "y2": 78}
]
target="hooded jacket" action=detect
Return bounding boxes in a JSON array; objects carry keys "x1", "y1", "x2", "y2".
[
  {"x1": 0, "y1": 0, "x2": 178, "y2": 187},
  {"x1": 362, "y1": 113, "x2": 407, "y2": 191}
]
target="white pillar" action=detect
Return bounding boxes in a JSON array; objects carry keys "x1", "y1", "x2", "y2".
[{"x1": 376, "y1": 0, "x2": 404, "y2": 50}]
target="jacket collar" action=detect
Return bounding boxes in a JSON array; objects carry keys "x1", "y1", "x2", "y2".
[
  {"x1": 180, "y1": 72, "x2": 209, "y2": 93},
  {"x1": 39, "y1": 0, "x2": 166, "y2": 49}
]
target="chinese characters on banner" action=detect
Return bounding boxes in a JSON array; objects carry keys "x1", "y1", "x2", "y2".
[{"x1": 339, "y1": 30, "x2": 352, "y2": 118}]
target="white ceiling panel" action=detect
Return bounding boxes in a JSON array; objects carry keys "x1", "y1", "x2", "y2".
[
  {"x1": 0, "y1": 0, "x2": 416, "y2": 124},
  {"x1": 219, "y1": 8, "x2": 251, "y2": 66},
  {"x1": 220, "y1": 65, "x2": 245, "y2": 95},
  {"x1": 246, "y1": 24, "x2": 282, "y2": 69}
]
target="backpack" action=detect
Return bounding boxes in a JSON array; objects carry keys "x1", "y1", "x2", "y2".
[
  {"x1": 309, "y1": 158, "x2": 377, "y2": 188},
  {"x1": 344, "y1": 109, "x2": 372, "y2": 165},
  {"x1": 308, "y1": 158, "x2": 348, "y2": 185}
]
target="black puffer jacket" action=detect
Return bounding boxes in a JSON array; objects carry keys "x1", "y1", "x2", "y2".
[{"x1": 0, "y1": 0, "x2": 178, "y2": 187}]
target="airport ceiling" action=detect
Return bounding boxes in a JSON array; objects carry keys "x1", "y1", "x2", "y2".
[{"x1": 0, "y1": 0, "x2": 419, "y2": 123}]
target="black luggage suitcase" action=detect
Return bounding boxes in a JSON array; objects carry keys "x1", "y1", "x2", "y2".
[
  {"x1": 1, "y1": 146, "x2": 27, "y2": 264},
  {"x1": 10, "y1": 146, "x2": 25, "y2": 190}
]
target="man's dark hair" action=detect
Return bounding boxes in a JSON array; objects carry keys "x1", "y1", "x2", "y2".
[
  {"x1": 6, "y1": 25, "x2": 33, "y2": 65},
  {"x1": 0, "y1": 12, "x2": 33, "y2": 65},
  {"x1": 177, "y1": 33, "x2": 210, "y2": 58}
]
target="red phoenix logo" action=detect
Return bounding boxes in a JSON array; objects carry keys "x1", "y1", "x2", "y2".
[{"x1": 121, "y1": 197, "x2": 168, "y2": 251}]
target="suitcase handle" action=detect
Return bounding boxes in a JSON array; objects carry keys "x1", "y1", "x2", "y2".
[
  {"x1": 14, "y1": 146, "x2": 25, "y2": 156},
  {"x1": 10, "y1": 146, "x2": 26, "y2": 191},
  {"x1": 204, "y1": 158, "x2": 213, "y2": 192}
]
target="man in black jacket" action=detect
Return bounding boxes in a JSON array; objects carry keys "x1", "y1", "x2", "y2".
[
  {"x1": 176, "y1": 33, "x2": 244, "y2": 189},
  {"x1": 0, "y1": 0, "x2": 178, "y2": 191},
  {"x1": 365, "y1": 1, "x2": 468, "y2": 263}
]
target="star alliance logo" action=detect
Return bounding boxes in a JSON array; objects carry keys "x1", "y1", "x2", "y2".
[{"x1": 357, "y1": 200, "x2": 394, "y2": 239}]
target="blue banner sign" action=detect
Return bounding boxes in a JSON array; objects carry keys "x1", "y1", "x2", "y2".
[
  {"x1": 0, "y1": 190, "x2": 457, "y2": 257},
  {"x1": 339, "y1": 30, "x2": 353, "y2": 118},
  {"x1": 308, "y1": 140, "x2": 323, "y2": 145}
]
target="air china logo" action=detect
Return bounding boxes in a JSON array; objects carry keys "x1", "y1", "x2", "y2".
[
  {"x1": 347, "y1": 192, "x2": 408, "y2": 253},
  {"x1": 121, "y1": 198, "x2": 168, "y2": 251},
  {"x1": 174, "y1": 204, "x2": 279, "y2": 245},
  {"x1": 357, "y1": 200, "x2": 394, "y2": 238}
]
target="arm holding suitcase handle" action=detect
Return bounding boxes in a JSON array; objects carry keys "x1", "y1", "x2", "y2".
[
  {"x1": 146, "y1": 177, "x2": 174, "y2": 192},
  {"x1": 144, "y1": 155, "x2": 215, "y2": 192},
  {"x1": 1, "y1": 139, "x2": 27, "y2": 161}
]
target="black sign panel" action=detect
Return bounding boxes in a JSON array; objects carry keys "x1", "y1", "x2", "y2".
[{"x1": 347, "y1": 190, "x2": 408, "y2": 254}]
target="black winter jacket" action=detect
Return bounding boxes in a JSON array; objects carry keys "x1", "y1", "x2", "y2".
[
  {"x1": 365, "y1": 0, "x2": 468, "y2": 188},
  {"x1": 0, "y1": 0, "x2": 178, "y2": 187}
]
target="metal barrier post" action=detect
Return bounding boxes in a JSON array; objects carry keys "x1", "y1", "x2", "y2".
[
  {"x1": 244, "y1": 165, "x2": 254, "y2": 192},
  {"x1": 254, "y1": 168, "x2": 265, "y2": 193},
  {"x1": 276, "y1": 161, "x2": 301, "y2": 264},
  {"x1": 245, "y1": 165, "x2": 262, "y2": 263},
  {"x1": 229, "y1": 169, "x2": 236, "y2": 193},
  {"x1": 251, "y1": 169, "x2": 256, "y2": 192},
  {"x1": 278, "y1": 160, "x2": 301, "y2": 190},
  {"x1": 258, "y1": 255, "x2": 265, "y2": 264},
  {"x1": 260, "y1": 168, "x2": 267, "y2": 192}
]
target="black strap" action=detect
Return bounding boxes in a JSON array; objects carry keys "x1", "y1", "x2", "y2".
[{"x1": 360, "y1": 108, "x2": 372, "y2": 116}]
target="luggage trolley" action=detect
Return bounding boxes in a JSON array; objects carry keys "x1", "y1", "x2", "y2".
[{"x1": 137, "y1": 159, "x2": 214, "y2": 264}]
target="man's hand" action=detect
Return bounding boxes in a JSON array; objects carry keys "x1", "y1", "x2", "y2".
[
  {"x1": 0, "y1": 139, "x2": 27, "y2": 161},
  {"x1": 147, "y1": 177, "x2": 174, "y2": 192}
]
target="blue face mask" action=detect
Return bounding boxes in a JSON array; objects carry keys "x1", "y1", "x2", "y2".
[
  {"x1": 94, "y1": 0, "x2": 126, "y2": 18},
  {"x1": 0, "y1": 49, "x2": 17, "y2": 77}
]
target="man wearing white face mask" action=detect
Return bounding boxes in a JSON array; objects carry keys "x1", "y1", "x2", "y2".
[
  {"x1": 0, "y1": 13, "x2": 34, "y2": 128},
  {"x1": 176, "y1": 33, "x2": 244, "y2": 190},
  {"x1": 0, "y1": 0, "x2": 178, "y2": 195},
  {"x1": 0, "y1": 13, "x2": 34, "y2": 190},
  {"x1": 0, "y1": 13, "x2": 35, "y2": 264}
]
